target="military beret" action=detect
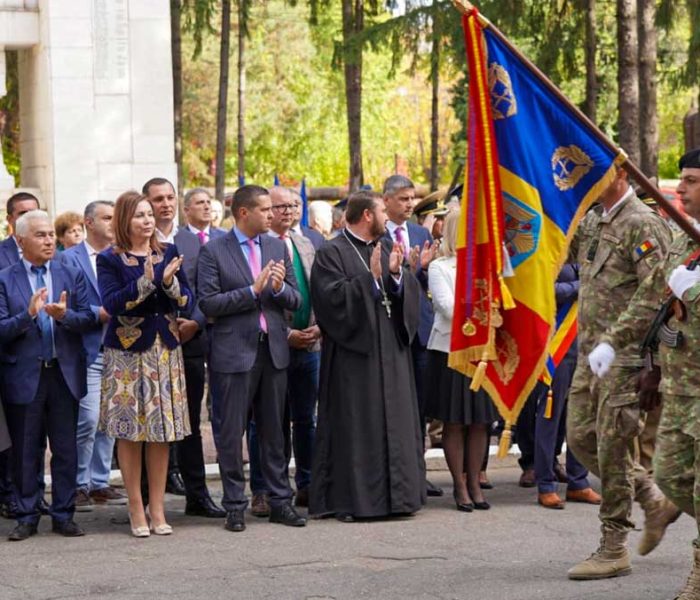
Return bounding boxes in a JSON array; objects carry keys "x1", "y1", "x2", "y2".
[
  {"x1": 679, "y1": 148, "x2": 700, "y2": 170},
  {"x1": 414, "y1": 191, "x2": 449, "y2": 217}
]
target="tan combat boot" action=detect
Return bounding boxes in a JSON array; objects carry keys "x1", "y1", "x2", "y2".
[
  {"x1": 675, "y1": 547, "x2": 700, "y2": 600},
  {"x1": 567, "y1": 528, "x2": 632, "y2": 580},
  {"x1": 637, "y1": 490, "x2": 681, "y2": 556}
]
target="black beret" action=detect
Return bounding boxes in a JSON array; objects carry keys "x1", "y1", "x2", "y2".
[{"x1": 679, "y1": 148, "x2": 700, "y2": 170}]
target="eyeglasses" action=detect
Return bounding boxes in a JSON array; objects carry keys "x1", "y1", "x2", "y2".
[{"x1": 272, "y1": 204, "x2": 296, "y2": 212}]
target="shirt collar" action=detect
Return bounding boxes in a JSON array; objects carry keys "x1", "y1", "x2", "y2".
[
  {"x1": 156, "y1": 224, "x2": 178, "y2": 243},
  {"x1": 386, "y1": 220, "x2": 407, "y2": 234},
  {"x1": 602, "y1": 186, "x2": 635, "y2": 218},
  {"x1": 83, "y1": 240, "x2": 98, "y2": 256},
  {"x1": 188, "y1": 224, "x2": 210, "y2": 236},
  {"x1": 233, "y1": 226, "x2": 259, "y2": 245},
  {"x1": 344, "y1": 226, "x2": 374, "y2": 246},
  {"x1": 23, "y1": 258, "x2": 50, "y2": 274}
]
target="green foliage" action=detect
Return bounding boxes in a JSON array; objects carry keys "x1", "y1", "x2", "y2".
[{"x1": 0, "y1": 51, "x2": 20, "y2": 186}]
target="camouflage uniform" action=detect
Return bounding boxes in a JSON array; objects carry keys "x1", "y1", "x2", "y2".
[
  {"x1": 602, "y1": 231, "x2": 700, "y2": 543},
  {"x1": 567, "y1": 191, "x2": 672, "y2": 535}
]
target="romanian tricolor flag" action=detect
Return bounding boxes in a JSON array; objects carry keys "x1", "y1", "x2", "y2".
[{"x1": 448, "y1": 3, "x2": 624, "y2": 451}]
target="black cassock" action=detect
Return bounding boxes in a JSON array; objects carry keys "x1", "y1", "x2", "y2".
[{"x1": 309, "y1": 231, "x2": 426, "y2": 518}]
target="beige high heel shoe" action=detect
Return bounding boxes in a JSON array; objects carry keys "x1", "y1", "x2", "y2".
[
  {"x1": 150, "y1": 523, "x2": 173, "y2": 536},
  {"x1": 129, "y1": 515, "x2": 150, "y2": 538}
]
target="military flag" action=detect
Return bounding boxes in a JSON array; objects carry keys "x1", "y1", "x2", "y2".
[
  {"x1": 448, "y1": 2, "x2": 624, "y2": 453},
  {"x1": 300, "y1": 178, "x2": 309, "y2": 227}
]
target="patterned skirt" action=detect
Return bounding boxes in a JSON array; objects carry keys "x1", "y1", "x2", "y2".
[{"x1": 99, "y1": 335, "x2": 191, "y2": 442}]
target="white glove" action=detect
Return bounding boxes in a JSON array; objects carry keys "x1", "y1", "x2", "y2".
[
  {"x1": 588, "y1": 342, "x2": 615, "y2": 378},
  {"x1": 668, "y1": 265, "x2": 700, "y2": 299}
]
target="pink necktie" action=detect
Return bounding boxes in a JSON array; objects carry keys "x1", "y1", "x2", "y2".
[
  {"x1": 395, "y1": 226, "x2": 408, "y2": 259},
  {"x1": 246, "y1": 239, "x2": 267, "y2": 332},
  {"x1": 279, "y1": 233, "x2": 291, "y2": 258},
  {"x1": 197, "y1": 230, "x2": 207, "y2": 245}
]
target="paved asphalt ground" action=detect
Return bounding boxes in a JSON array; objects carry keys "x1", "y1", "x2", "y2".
[{"x1": 0, "y1": 459, "x2": 694, "y2": 600}]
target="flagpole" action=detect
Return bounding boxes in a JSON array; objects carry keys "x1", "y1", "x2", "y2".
[{"x1": 451, "y1": 0, "x2": 700, "y2": 245}]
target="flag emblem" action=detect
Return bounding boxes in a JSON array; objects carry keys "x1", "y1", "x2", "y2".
[
  {"x1": 552, "y1": 145, "x2": 595, "y2": 191},
  {"x1": 489, "y1": 63, "x2": 517, "y2": 119},
  {"x1": 635, "y1": 240, "x2": 655, "y2": 258}
]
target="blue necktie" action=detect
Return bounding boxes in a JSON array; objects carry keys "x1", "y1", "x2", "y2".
[{"x1": 30, "y1": 265, "x2": 53, "y2": 361}]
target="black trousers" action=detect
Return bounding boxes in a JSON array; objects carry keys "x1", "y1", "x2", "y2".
[
  {"x1": 411, "y1": 340, "x2": 428, "y2": 447},
  {"x1": 210, "y1": 338, "x2": 291, "y2": 512},
  {"x1": 175, "y1": 353, "x2": 208, "y2": 501}
]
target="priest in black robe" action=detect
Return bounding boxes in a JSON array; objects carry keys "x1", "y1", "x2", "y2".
[{"x1": 309, "y1": 190, "x2": 426, "y2": 520}]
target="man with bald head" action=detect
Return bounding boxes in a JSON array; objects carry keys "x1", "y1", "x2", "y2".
[{"x1": 0, "y1": 210, "x2": 94, "y2": 540}]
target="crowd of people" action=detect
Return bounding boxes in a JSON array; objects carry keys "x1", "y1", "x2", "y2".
[{"x1": 0, "y1": 149, "x2": 699, "y2": 596}]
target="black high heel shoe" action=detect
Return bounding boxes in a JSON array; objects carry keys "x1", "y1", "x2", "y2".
[
  {"x1": 453, "y1": 490, "x2": 474, "y2": 512},
  {"x1": 467, "y1": 485, "x2": 491, "y2": 510}
]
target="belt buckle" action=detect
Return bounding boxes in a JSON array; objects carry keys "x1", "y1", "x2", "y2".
[{"x1": 43, "y1": 359, "x2": 54, "y2": 368}]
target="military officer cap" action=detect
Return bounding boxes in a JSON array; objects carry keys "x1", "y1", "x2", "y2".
[
  {"x1": 414, "y1": 190, "x2": 449, "y2": 218},
  {"x1": 679, "y1": 148, "x2": 700, "y2": 170}
]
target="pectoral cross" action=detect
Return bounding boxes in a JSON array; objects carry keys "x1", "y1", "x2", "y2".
[{"x1": 380, "y1": 291, "x2": 392, "y2": 319}]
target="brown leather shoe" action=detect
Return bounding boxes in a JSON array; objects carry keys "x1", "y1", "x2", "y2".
[
  {"x1": 250, "y1": 493, "x2": 270, "y2": 518},
  {"x1": 538, "y1": 492, "x2": 565, "y2": 510},
  {"x1": 566, "y1": 487, "x2": 602, "y2": 505},
  {"x1": 519, "y1": 469, "x2": 536, "y2": 488}
]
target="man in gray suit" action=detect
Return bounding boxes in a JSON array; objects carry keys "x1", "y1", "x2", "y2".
[{"x1": 198, "y1": 184, "x2": 305, "y2": 532}]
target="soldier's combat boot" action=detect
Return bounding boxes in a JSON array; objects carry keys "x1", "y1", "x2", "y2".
[
  {"x1": 638, "y1": 491, "x2": 681, "y2": 556},
  {"x1": 567, "y1": 528, "x2": 632, "y2": 580},
  {"x1": 675, "y1": 547, "x2": 700, "y2": 600}
]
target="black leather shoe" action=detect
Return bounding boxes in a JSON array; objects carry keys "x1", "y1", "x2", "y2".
[
  {"x1": 426, "y1": 480, "x2": 444, "y2": 497},
  {"x1": 0, "y1": 500, "x2": 17, "y2": 519},
  {"x1": 224, "y1": 510, "x2": 246, "y2": 532},
  {"x1": 165, "y1": 472, "x2": 186, "y2": 496},
  {"x1": 185, "y1": 496, "x2": 226, "y2": 518},
  {"x1": 52, "y1": 520, "x2": 85, "y2": 537},
  {"x1": 472, "y1": 500, "x2": 491, "y2": 511},
  {"x1": 269, "y1": 503, "x2": 307, "y2": 527},
  {"x1": 38, "y1": 497, "x2": 50, "y2": 515},
  {"x1": 8, "y1": 522, "x2": 37, "y2": 541}
]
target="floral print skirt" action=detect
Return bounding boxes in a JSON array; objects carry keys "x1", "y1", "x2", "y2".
[{"x1": 99, "y1": 335, "x2": 191, "y2": 442}]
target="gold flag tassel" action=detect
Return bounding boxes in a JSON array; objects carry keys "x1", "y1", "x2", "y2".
[
  {"x1": 544, "y1": 389, "x2": 553, "y2": 419},
  {"x1": 469, "y1": 353, "x2": 488, "y2": 391},
  {"x1": 498, "y1": 275, "x2": 516, "y2": 310},
  {"x1": 497, "y1": 420, "x2": 512, "y2": 458}
]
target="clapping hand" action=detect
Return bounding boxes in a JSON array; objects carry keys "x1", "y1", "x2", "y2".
[
  {"x1": 143, "y1": 254, "x2": 155, "y2": 282},
  {"x1": 28, "y1": 287, "x2": 48, "y2": 318},
  {"x1": 419, "y1": 240, "x2": 439, "y2": 270},
  {"x1": 370, "y1": 244, "x2": 382, "y2": 280},
  {"x1": 270, "y1": 260, "x2": 286, "y2": 293},
  {"x1": 252, "y1": 261, "x2": 274, "y2": 295},
  {"x1": 45, "y1": 291, "x2": 68, "y2": 321},
  {"x1": 389, "y1": 242, "x2": 403, "y2": 276},
  {"x1": 163, "y1": 255, "x2": 184, "y2": 287}
]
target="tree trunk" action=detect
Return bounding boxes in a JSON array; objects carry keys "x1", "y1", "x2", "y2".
[
  {"x1": 237, "y1": 0, "x2": 246, "y2": 186},
  {"x1": 616, "y1": 0, "x2": 640, "y2": 165},
  {"x1": 582, "y1": 0, "x2": 598, "y2": 122},
  {"x1": 215, "y1": 0, "x2": 232, "y2": 201},
  {"x1": 637, "y1": 0, "x2": 657, "y2": 177},
  {"x1": 342, "y1": 0, "x2": 364, "y2": 192},
  {"x1": 170, "y1": 0, "x2": 184, "y2": 199},
  {"x1": 429, "y1": 0, "x2": 439, "y2": 191}
]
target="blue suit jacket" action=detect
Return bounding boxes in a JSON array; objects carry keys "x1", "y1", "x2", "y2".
[
  {"x1": 198, "y1": 231, "x2": 302, "y2": 373},
  {"x1": 301, "y1": 226, "x2": 324, "y2": 251},
  {"x1": 60, "y1": 242, "x2": 103, "y2": 365},
  {"x1": 384, "y1": 222, "x2": 435, "y2": 346},
  {"x1": 0, "y1": 259, "x2": 94, "y2": 404},
  {"x1": 0, "y1": 236, "x2": 20, "y2": 270},
  {"x1": 98, "y1": 243, "x2": 194, "y2": 353}
]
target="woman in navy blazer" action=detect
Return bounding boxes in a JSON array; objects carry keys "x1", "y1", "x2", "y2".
[{"x1": 97, "y1": 191, "x2": 193, "y2": 537}]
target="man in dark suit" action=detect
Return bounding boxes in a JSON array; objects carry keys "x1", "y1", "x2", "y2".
[
  {"x1": 61, "y1": 200, "x2": 127, "y2": 511},
  {"x1": 0, "y1": 191, "x2": 41, "y2": 519},
  {"x1": 143, "y1": 178, "x2": 225, "y2": 518},
  {"x1": 183, "y1": 187, "x2": 227, "y2": 243},
  {"x1": 382, "y1": 175, "x2": 442, "y2": 497},
  {"x1": 198, "y1": 184, "x2": 305, "y2": 532},
  {"x1": 289, "y1": 188, "x2": 324, "y2": 250},
  {"x1": 0, "y1": 210, "x2": 94, "y2": 540}
]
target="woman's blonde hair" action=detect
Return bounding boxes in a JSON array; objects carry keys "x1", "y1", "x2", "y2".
[{"x1": 440, "y1": 207, "x2": 460, "y2": 258}]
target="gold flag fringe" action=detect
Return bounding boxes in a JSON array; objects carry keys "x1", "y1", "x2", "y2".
[
  {"x1": 497, "y1": 420, "x2": 512, "y2": 458},
  {"x1": 544, "y1": 389, "x2": 553, "y2": 419}
]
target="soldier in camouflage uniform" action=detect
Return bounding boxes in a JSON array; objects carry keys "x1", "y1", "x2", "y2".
[
  {"x1": 595, "y1": 148, "x2": 700, "y2": 599},
  {"x1": 565, "y1": 167, "x2": 678, "y2": 580}
]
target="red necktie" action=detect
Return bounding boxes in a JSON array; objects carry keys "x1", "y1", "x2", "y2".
[{"x1": 246, "y1": 239, "x2": 267, "y2": 332}]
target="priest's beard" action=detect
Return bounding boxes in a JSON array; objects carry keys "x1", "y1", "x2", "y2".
[{"x1": 369, "y1": 215, "x2": 385, "y2": 240}]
